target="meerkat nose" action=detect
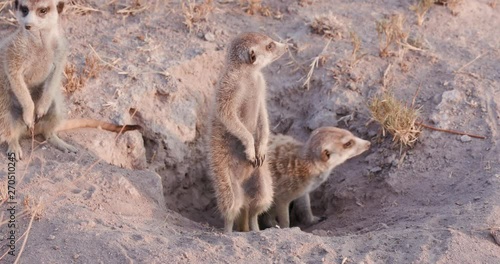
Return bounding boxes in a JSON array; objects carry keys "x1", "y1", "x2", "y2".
[{"x1": 25, "y1": 25, "x2": 31, "y2": 30}]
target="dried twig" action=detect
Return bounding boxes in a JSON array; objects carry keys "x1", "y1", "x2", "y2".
[
  {"x1": 301, "y1": 38, "x2": 331, "y2": 90},
  {"x1": 13, "y1": 208, "x2": 37, "y2": 264},
  {"x1": 416, "y1": 122, "x2": 486, "y2": 139},
  {"x1": 453, "y1": 52, "x2": 486, "y2": 73}
]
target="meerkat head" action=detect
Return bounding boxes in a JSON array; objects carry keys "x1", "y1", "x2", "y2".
[
  {"x1": 227, "y1": 32, "x2": 288, "y2": 69},
  {"x1": 304, "y1": 126, "x2": 371, "y2": 170},
  {"x1": 14, "y1": 0, "x2": 64, "y2": 31}
]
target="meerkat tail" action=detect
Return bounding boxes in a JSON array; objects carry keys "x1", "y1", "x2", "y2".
[{"x1": 55, "y1": 119, "x2": 141, "y2": 133}]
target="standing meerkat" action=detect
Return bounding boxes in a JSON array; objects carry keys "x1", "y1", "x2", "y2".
[
  {"x1": 0, "y1": 0, "x2": 138, "y2": 160},
  {"x1": 208, "y1": 32, "x2": 287, "y2": 233},
  {"x1": 260, "y1": 126, "x2": 371, "y2": 229}
]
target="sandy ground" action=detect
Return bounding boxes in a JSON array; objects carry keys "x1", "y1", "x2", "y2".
[{"x1": 0, "y1": 0, "x2": 499, "y2": 263}]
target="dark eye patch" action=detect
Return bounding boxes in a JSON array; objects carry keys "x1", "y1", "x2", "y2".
[
  {"x1": 20, "y1": 5, "x2": 29, "y2": 17},
  {"x1": 38, "y1": 7, "x2": 50, "y2": 16},
  {"x1": 266, "y1": 42, "x2": 275, "y2": 51},
  {"x1": 343, "y1": 140, "x2": 354, "y2": 149}
]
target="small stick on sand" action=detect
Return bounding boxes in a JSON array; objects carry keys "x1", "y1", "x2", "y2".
[
  {"x1": 453, "y1": 52, "x2": 487, "y2": 73},
  {"x1": 416, "y1": 122, "x2": 486, "y2": 139},
  {"x1": 13, "y1": 210, "x2": 37, "y2": 264}
]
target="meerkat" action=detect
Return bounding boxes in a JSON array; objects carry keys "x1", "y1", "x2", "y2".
[
  {"x1": 259, "y1": 126, "x2": 371, "y2": 229},
  {"x1": 0, "y1": 0, "x2": 138, "y2": 160},
  {"x1": 208, "y1": 32, "x2": 287, "y2": 233}
]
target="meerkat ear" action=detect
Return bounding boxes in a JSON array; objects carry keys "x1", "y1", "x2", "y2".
[
  {"x1": 57, "y1": 1, "x2": 65, "y2": 14},
  {"x1": 14, "y1": 0, "x2": 19, "y2": 10},
  {"x1": 248, "y1": 49, "x2": 256, "y2": 64},
  {"x1": 321, "y1": 149, "x2": 330, "y2": 162}
]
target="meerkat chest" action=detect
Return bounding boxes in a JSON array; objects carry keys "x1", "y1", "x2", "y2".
[
  {"x1": 238, "y1": 74, "x2": 265, "y2": 126},
  {"x1": 24, "y1": 44, "x2": 56, "y2": 88},
  {"x1": 304, "y1": 170, "x2": 332, "y2": 194}
]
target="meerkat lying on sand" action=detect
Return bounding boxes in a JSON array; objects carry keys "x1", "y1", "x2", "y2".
[
  {"x1": 0, "y1": 0, "x2": 138, "y2": 160},
  {"x1": 208, "y1": 32, "x2": 287, "y2": 233},
  {"x1": 260, "y1": 126, "x2": 371, "y2": 229}
]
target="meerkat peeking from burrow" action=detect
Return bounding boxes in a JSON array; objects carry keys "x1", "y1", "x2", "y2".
[
  {"x1": 208, "y1": 32, "x2": 288, "y2": 233},
  {"x1": 259, "y1": 126, "x2": 371, "y2": 229},
  {"x1": 0, "y1": 0, "x2": 139, "y2": 160}
]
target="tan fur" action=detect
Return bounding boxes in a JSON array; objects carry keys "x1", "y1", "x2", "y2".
[
  {"x1": 0, "y1": 1, "x2": 139, "y2": 160},
  {"x1": 260, "y1": 126, "x2": 371, "y2": 228},
  {"x1": 208, "y1": 32, "x2": 287, "y2": 233}
]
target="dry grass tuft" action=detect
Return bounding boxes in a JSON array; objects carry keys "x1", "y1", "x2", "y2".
[
  {"x1": 240, "y1": 0, "x2": 281, "y2": 18},
  {"x1": 376, "y1": 14, "x2": 409, "y2": 58},
  {"x1": 66, "y1": 0, "x2": 101, "y2": 16},
  {"x1": 368, "y1": 92, "x2": 422, "y2": 148},
  {"x1": 64, "y1": 63, "x2": 85, "y2": 93},
  {"x1": 23, "y1": 196, "x2": 44, "y2": 220},
  {"x1": 310, "y1": 14, "x2": 344, "y2": 40},
  {"x1": 64, "y1": 54, "x2": 104, "y2": 93},
  {"x1": 411, "y1": 0, "x2": 434, "y2": 26},
  {"x1": 349, "y1": 31, "x2": 367, "y2": 67},
  {"x1": 375, "y1": 14, "x2": 424, "y2": 57},
  {"x1": 116, "y1": 0, "x2": 149, "y2": 17},
  {"x1": 240, "y1": 0, "x2": 262, "y2": 15},
  {"x1": 182, "y1": 0, "x2": 213, "y2": 33}
]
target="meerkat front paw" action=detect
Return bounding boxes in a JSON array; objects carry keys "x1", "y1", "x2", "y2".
[
  {"x1": 244, "y1": 142, "x2": 257, "y2": 167},
  {"x1": 35, "y1": 100, "x2": 52, "y2": 122},
  {"x1": 23, "y1": 103, "x2": 35, "y2": 129},
  {"x1": 255, "y1": 143, "x2": 267, "y2": 167}
]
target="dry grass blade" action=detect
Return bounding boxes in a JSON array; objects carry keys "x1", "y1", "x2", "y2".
[
  {"x1": 116, "y1": 0, "x2": 149, "y2": 17},
  {"x1": 0, "y1": 180, "x2": 7, "y2": 203},
  {"x1": 411, "y1": 0, "x2": 434, "y2": 26},
  {"x1": 67, "y1": 0, "x2": 101, "y2": 15},
  {"x1": 0, "y1": 7, "x2": 17, "y2": 26},
  {"x1": 349, "y1": 31, "x2": 367, "y2": 67},
  {"x1": 14, "y1": 208, "x2": 37, "y2": 264},
  {"x1": 301, "y1": 39, "x2": 331, "y2": 90},
  {"x1": 0, "y1": 0, "x2": 10, "y2": 12},
  {"x1": 369, "y1": 92, "x2": 422, "y2": 148}
]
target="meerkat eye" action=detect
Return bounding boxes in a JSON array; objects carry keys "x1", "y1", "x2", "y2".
[
  {"x1": 20, "y1": 6, "x2": 29, "y2": 16},
  {"x1": 266, "y1": 42, "x2": 275, "y2": 51},
  {"x1": 39, "y1": 7, "x2": 49, "y2": 15},
  {"x1": 343, "y1": 140, "x2": 354, "y2": 149}
]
